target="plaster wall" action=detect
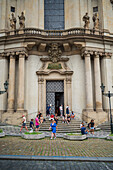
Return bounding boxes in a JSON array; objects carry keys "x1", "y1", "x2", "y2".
[
  {"x1": 67, "y1": 54, "x2": 85, "y2": 119},
  {"x1": 25, "y1": 55, "x2": 42, "y2": 120}
]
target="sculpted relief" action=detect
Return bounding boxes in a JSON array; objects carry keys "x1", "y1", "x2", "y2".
[{"x1": 48, "y1": 43, "x2": 62, "y2": 63}]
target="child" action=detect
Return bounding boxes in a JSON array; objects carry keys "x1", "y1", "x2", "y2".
[
  {"x1": 20, "y1": 115, "x2": 28, "y2": 133},
  {"x1": 30, "y1": 118, "x2": 34, "y2": 133},
  {"x1": 49, "y1": 119, "x2": 57, "y2": 139},
  {"x1": 35, "y1": 115, "x2": 40, "y2": 131}
]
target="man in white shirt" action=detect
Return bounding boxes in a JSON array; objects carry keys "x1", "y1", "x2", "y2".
[
  {"x1": 59, "y1": 104, "x2": 63, "y2": 117},
  {"x1": 20, "y1": 115, "x2": 28, "y2": 133}
]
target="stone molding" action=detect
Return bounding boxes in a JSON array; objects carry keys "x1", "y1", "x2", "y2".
[
  {"x1": 81, "y1": 50, "x2": 112, "y2": 59},
  {"x1": 1, "y1": 50, "x2": 28, "y2": 59}
]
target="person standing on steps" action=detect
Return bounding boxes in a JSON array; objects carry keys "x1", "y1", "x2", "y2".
[
  {"x1": 59, "y1": 104, "x2": 63, "y2": 117},
  {"x1": 66, "y1": 105, "x2": 69, "y2": 118},
  {"x1": 20, "y1": 115, "x2": 28, "y2": 133},
  {"x1": 35, "y1": 114, "x2": 40, "y2": 131}
]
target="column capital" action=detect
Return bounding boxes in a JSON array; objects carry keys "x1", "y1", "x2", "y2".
[
  {"x1": 82, "y1": 50, "x2": 91, "y2": 58},
  {"x1": 103, "y1": 52, "x2": 112, "y2": 59},
  {"x1": 93, "y1": 51, "x2": 100, "y2": 58},
  {"x1": 16, "y1": 51, "x2": 28, "y2": 59}
]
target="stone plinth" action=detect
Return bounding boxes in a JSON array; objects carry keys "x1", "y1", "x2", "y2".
[
  {"x1": 1, "y1": 110, "x2": 28, "y2": 126},
  {"x1": 107, "y1": 135, "x2": 113, "y2": 140},
  {"x1": 63, "y1": 134, "x2": 86, "y2": 141},
  {"x1": 0, "y1": 132, "x2": 5, "y2": 137},
  {"x1": 82, "y1": 110, "x2": 108, "y2": 126},
  {"x1": 22, "y1": 133, "x2": 45, "y2": 139}
]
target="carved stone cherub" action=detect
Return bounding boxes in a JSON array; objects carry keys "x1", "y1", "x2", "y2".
[
  {"x1": 83, "y1": 12, "x2": 90, "y2": 29},
  {"x1": 18, "y1": 12, "x2": 25, "y2": 29},
  {"x1": 92, "y1": 13, "x2": 99, "y2": 30},
  {"x1": 9, "y1": 13, "x2": 17, "y2": 30}
]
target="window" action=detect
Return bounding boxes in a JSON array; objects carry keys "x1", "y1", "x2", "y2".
[
  {"x1": 44, "y1": 0, "x2": 64, "y2": 30},
  {"x1": 93, "y1": 6, "x2": 98, "y2": 13},
  {"x1": 11, "y1": 6, "x2": 15, "y2": 12}
]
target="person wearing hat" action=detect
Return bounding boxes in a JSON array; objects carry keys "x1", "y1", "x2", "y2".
[{"x1": 20, "y1": 115, "x2": 28, "y2": 133}]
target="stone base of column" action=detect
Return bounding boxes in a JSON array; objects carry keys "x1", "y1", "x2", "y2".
[
  {"x1": 82, "y1": 110, "x2": 108, "y2": 126},
  {"x1": 1, "y1": 110, "x2": 28, "y2": 126},
  {"x1": 7, "y1": 109, "x2": 14, "y2": 113},
  {"x1": 96, "y1": 108, "x2": 103, "y2": 112}
]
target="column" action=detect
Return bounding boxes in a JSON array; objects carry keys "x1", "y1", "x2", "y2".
[
  {"x1": 17, "y1": 53, "x2": 25, "y2": 110},
  {"x1": 94, "y1": 52, "x2": 103, "y2": 111},
  {"x1": 38, "y1": 77, "x2": 44, "y2": 113},
  {"x1": 8, "y1": 53, "x2": 15, "y2": 110},
  {"x1": 84, "y1": 52, "x2": 93, "y2": 111},
  {"x1": 101, "y1": 53, "x2": 112, "y2": 111},
  {"x1": 66, "y1": 77, "x2": 72, "y2": 111}
]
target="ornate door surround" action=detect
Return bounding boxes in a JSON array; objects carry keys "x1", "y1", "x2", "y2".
[{"x1": 36, "y1": 61, "x2": 73, "y2": 116}]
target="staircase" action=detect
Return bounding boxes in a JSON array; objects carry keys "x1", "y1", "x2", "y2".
[
  {"x1": 26, "y1": 117, "x2": 81, "y2": 133},
  {"x1": 97, "y1": 121, "x2": 111, "y2": 132}
]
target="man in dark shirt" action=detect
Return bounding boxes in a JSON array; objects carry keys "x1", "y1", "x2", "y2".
[
  {"x1": 81, "y1": 124, "x2": 89, "y2": 135},
  {"x1": 30, "y1": 119, "x2": 34, "y2": 133}
]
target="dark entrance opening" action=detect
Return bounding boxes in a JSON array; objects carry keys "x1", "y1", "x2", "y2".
[
  {"x1": 55, "y1": 92, "x2": 64, "y2": 116},
  {"x1": 46, "y1": 80, "x2": 64, "y2": 115}
]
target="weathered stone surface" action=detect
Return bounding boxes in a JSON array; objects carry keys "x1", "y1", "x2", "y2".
[
  {"x1": 63, "y1": 134, "x2": 86, "y2": 141},
  {"x1": 0, "y1": 132, "x2": 5, "y2": 137},
  {"x1": 21, "y1": 133, "x2": 45, "y2": 139}
]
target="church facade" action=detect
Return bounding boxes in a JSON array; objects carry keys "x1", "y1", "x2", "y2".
[{"x1": 0, "y1": 0, "x2": 113, "y2": 125}]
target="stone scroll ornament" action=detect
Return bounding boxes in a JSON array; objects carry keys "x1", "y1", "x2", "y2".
[
  {"x1": 9, "y1": 13, "x2": 17, "y2": 30},
  {"x1": 48, "y1": 43, "x2": 62, "y2": 63},
  {"x1": 92, "y1": 13, "x2": 99, "y2": 30},
  {"x1": 83, "y1": 12, "x2": 90, "y2": 29},
  {"x1": 18, "y1": 12, "x2": 25, "y2": 29}
]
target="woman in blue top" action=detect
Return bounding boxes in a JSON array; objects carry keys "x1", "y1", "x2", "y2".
[{"x1": 49, "y1": 119, "x2": 57, "y2": 139}]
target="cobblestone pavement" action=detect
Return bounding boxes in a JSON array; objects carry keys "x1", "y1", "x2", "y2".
[
  {"x1": 0, "y1": 160, "x2": 113, "y2": 170},
  {"x1": 0, "y1": 137, "x2": 113, "y2": 157}
]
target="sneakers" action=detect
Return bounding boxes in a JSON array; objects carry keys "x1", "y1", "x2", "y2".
[
  {"x1": 54, "y1": 137, "x2": 56, "y2": 140},
  {"x1": 50, "y1": 137, "x2": 53, "y2": 140}
]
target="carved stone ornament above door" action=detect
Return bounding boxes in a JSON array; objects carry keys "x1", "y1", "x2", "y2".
[{"x1": 48, "y1": 43, "x2": 62, "y2": 63}]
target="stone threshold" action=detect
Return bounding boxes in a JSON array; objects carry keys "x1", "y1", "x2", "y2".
[{"x1": 0, "y1": 155, "x2": 113, "y2": 162}]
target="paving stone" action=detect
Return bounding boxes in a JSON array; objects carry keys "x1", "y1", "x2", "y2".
[{"x1": 1, "y1": 160, "x2": 113, "y2": 170}]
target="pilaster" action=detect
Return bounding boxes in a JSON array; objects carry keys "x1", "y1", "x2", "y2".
[
  {"x1": 94, "y1": 52, "x2": 103, "y2": 112},
  {"x1": 84, "y1": 51, "x2": 93, "y2": 111},
  {"x1": 7, "y1": 52, "x2": 16, "y2": 111}
]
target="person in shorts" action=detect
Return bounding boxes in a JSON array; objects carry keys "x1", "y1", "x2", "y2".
[
  {"x1": 89, "y1": 119, "x2": 95, "y2": 135},
  {"x1": 35, "y1": 115, "x2": 40, "y2": 131},
  {"x1": 20, "y1": 115, "x2": 28, "y2": 133}
]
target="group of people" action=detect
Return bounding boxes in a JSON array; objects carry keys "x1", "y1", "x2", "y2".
[
  {"x1": 80, "y1": 119, "x2": 95, "y2": 136},
  {"x1": 20, "y1": 110, "x2": 95, "y2": 139},
  {"x1": 20, "y1": 113, "x2": 58, "y2": 140},
  {"x1": 20, "y1": 112, "x2": 44, "y2": 133}
]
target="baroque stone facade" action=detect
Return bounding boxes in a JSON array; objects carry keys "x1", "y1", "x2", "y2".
[{"x1": 0, "y1": 0, "x2": 113, "y2": 125}]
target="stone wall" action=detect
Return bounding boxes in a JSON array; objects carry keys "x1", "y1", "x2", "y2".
[
  {"x1": 67, "y1": 54, "x2": 85, "y2": 117},
  {"x1": 25, "y1": 55, "x2": 42, "y2": 120}
]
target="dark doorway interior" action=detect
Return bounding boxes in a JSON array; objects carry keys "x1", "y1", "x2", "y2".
[{"x1": 55, "y1": 92, "x2": 64, "y2": 116}]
